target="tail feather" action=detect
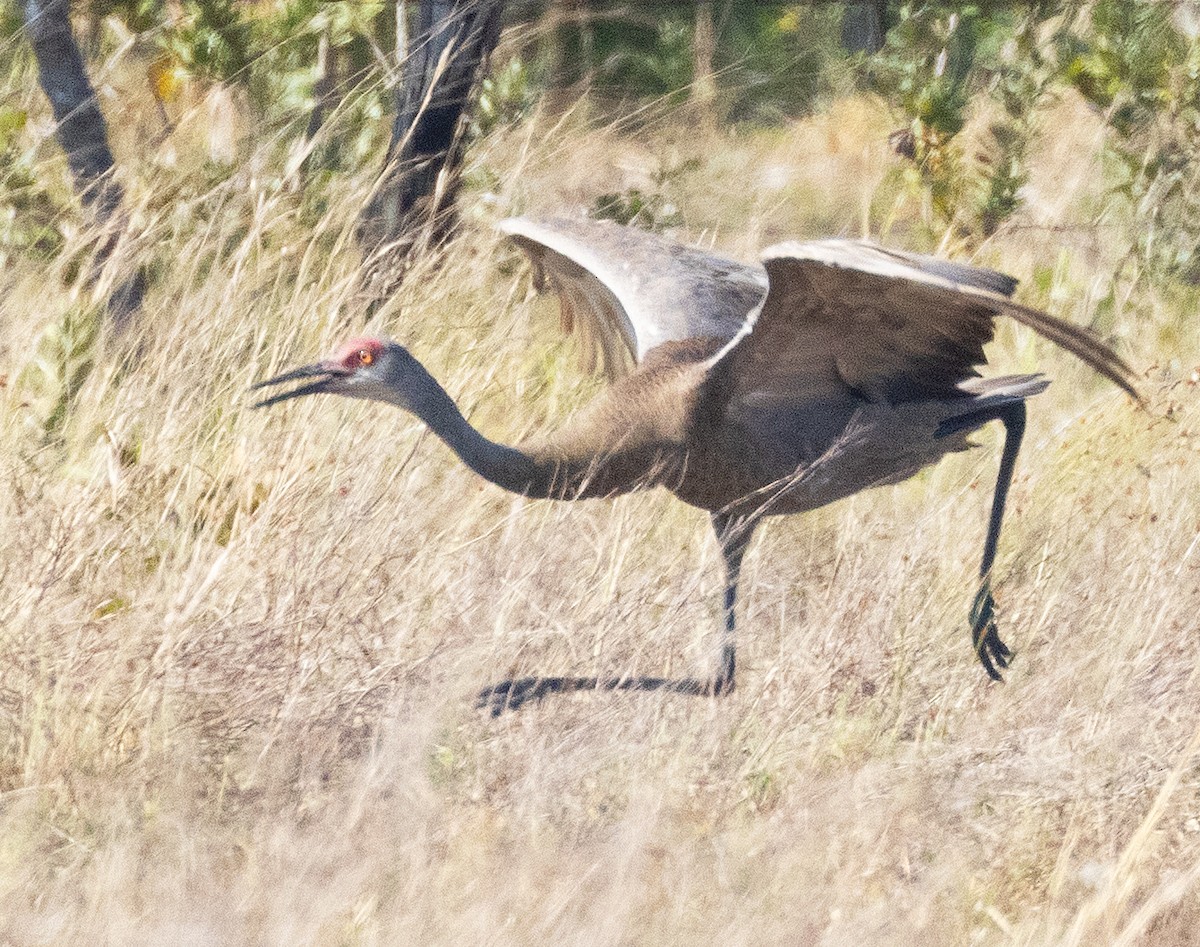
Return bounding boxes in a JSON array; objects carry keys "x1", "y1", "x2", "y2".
[
  {"x1": 957, "y1": 373, "x2": 1050, "y2": 400},
  {"x1": 935, "y1": 374, "x2": 1048, "y2": 439}
]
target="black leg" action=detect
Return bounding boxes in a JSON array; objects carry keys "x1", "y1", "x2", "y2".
[
  {"x1": 971, "y1": 401, "x2": 1027, "y2": 680},
  {"x1": 709, "y1": 511, "x2": 756, "y2": 694},
  {"x1": 475, "y1": 513, "x2": 758, "y2": 716}
]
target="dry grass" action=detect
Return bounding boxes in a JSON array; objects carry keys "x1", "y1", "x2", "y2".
[{"x1": 1, "y1": 77, "x2": 1199, "y2": 946}]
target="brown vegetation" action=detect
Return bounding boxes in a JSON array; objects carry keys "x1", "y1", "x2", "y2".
[{"x1": 1, "y1": 87, "x2": 1197, "y2": 943}]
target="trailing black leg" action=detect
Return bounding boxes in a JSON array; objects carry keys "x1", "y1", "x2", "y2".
[
  {"x1": 475, "y1": 513, "x2": 758, "y2": 715},
  {"x1": 971, "y1": 401, "x2": 1027, "y2": 680}
]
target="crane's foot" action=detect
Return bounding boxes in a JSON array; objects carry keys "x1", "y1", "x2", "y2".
[
  {"x1": 475, "y1": 674, "x2": 731, "y2": 716},
  {"x1": 970, "y1": 580, "x2": 1012, "y2": 682}
]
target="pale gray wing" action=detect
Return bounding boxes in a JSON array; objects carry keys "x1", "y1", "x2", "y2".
[
  {"x1": 705, "y1": 238, "x2": 1140, "y2": 476},
  {"x1": 500, "y1": 216, "x2": 767, "y2": 380}
]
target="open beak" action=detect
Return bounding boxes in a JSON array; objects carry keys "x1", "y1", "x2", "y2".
[{"x1": 250, "y1": 362, "x2": 349, "y2": 408}]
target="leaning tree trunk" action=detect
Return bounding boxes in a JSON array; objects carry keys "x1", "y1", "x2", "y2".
[
  {"x1": 23, "y1": 0, "x2": 144, "y2": 326},
  {"x1": 356, "y1": 0, "x2": 504, "y2": 301}
]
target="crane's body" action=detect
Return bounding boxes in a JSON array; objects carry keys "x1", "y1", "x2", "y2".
[
  {"x1": 513, "y1": 335, "x2": 1044, "y2": 517},
  {"x1": 254, "y1": 217, "x2": 1139, "y2": 713}
]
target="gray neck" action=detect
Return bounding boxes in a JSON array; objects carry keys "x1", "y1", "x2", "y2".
[{"x1": 387, "y1": 361, "x2": 553, "y2": 498}]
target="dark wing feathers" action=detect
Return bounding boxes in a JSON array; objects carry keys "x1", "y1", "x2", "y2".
[
  {"x1": 500, "y1": 217, "x2": 766, "y2": 381},
  {"x1": 711, "y1": 239, "x2": 1140, "y2": 409},
  {"x1": 870, "y1": 243, "x2": 1020, "y2": 298},
  {"x1": 750, "y1": 250, "x2": 995, "y2": 403}
]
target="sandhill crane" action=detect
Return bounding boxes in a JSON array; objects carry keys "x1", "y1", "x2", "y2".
[{"x1": 254, "y1": 217, "x2": 1140, "y2": 714}]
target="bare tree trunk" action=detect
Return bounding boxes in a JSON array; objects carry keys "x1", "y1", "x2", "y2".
[
  {"x1": 23, "y1": 0, "x2": 143, "y2": 326},
  {"x1": 300, "y1": 27, "x2": 337, "y2": 176},
  {"x1": 691, "y1": 0, "x2": 716, "y2": 128},
  {"x1": 356, "y1": 0, "x2": 504, "y2": 301},
  {"x1": 543, "y1": 0, "x2": 591, "y2": 116},
  {"x1": 577, "y1": 0, "x2": 593, "y2": 102},
  {"x1": 841, "y1": 0, "x2": 891, "y2": 54},
  {"x1": 542, "y1": 0, "x2": 571, "y2": 115}
]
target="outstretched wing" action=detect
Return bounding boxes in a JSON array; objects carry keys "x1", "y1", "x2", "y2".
[
  {"x1": 500, "y1": 217, "x2": 767, "y2": 380},
  {"x1": 704, "y1": 239, "x2": 1140, "y2": 474}
]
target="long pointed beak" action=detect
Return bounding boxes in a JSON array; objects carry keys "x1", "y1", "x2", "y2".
[{"x1": 250, "y1": 362, "x2": 348, "y2": 408}]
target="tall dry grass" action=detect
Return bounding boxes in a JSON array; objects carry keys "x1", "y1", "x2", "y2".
[{"x1": 1, "y1": 68, "x2": 1198, "y2": 946}]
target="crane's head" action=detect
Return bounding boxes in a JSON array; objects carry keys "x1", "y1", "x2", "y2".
[{"x1": 252, "y1": 336, "x2": 424, "y2": 410}]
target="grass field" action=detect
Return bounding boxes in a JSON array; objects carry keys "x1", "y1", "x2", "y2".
[{"x1": 1, "y1": 83, "x2": 1199, "y2": 945}]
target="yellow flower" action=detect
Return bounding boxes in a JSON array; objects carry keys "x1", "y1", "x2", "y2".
[{"x1": 148, "y1": 57, "x2": 187, "y2": 104}]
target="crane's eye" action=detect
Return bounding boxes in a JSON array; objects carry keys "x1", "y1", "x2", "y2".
[{"x1": 357, "y1": 348, "x2": 374, "y2": 366}]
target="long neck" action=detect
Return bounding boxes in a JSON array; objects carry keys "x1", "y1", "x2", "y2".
[{"x1": 390, "y1": 361, "x2": 558, "y2": 499}]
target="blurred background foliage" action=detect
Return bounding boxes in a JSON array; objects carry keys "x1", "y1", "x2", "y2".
[{"x1": 3, "y1": 1, "x2": 1200, "y2": 281}]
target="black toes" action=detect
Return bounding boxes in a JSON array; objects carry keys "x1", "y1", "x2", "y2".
[
  {"x1": 475, "y1": 677, "x2": 553, "y2": 716},
  {"x1": 976, "y1": 625, "x2": 1010, "y2": 681},
  {"x1": 475, "y1": 676, "x2": 599, "y2": 716},
  {"x1": 970, "y1": 582, "x2": 1013, "y2": 682},
  {"x1": 709, "y1": 675, "x2": 735, "y2": 696}
]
